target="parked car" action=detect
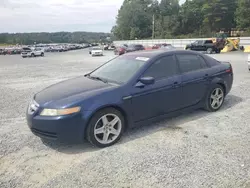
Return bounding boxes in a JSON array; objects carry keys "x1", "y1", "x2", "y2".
[
  {"x1": 114, "y1": 46, "x2": 127, "y2": 55},
  {"x1": 185, "y1": 40, "x2": 223, "y2": 54},
  {"x1": 160, "y1": 44, "x2": 175, "y2": 50},
  {"x1": 26, "y1": 50, "x2": 233, "y2": 148},
  {"x1": 21, "y1": 47, "x2": 44, "y2": 58},
  {"x1": 90, "y1": 46, "x2": 103, "y2": 56},
  {"x1": 152, "y1": 43, "x2": 172, "y2": 50},
  {"x1": 126, "y1": 44, "x2": 145, "y2": 53},
  {"x1": 0, "y1": 49, "x2": 7, "y2": 55}
]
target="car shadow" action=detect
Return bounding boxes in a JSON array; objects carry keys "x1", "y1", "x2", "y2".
[
  {"x1": 41, "y1": 139, "x2": 98, "y2": 154},
  {"x1": 42, "y1": 94, "x2": 243, "y2": 154},
  {"x1": 119, "y1": 94, "x2": 243, "y2": 145}
]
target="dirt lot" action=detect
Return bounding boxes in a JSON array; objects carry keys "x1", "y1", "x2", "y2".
[{"x1": 0, "y1": 49, "x2": 250, "y2": 188}]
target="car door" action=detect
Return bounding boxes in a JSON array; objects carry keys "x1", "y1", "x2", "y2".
[
  {"x1": 130, "y1": 55, "x2": 182, "y2": 122},
  {"x1": 176, "y1": 54, "x2": 210, "y2": 108},
  {"x1": 34, "y1": 48, "x2": 39, "y2": 56},
  {"x1": 191, "y1": 41, "x2": 199, "y2": 50}
]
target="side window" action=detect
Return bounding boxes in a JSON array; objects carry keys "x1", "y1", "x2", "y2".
[
  {"x1": 205, "y1": 40, "x2": 213, "y2": 44},
  {"x1": 176, "y1": 54, "x2": 207, "y2": 73},
  {"x1": 197, "y1": 55, "x2": 208, "y2": 68},
  {"x1": 143, "y1": 55, "x2": 178, "y2": 80},
  {"x1": 197, "y1": 41, "x2": 204, "y2": 45}
]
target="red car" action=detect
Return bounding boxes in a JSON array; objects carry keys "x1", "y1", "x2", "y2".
[{"x1": 114, "y1": 46, "x2": 126, "y2": 55}]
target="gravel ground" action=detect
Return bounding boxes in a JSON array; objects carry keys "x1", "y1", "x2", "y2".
[{"x1": 0, "y1": 49, "x2": 250, "y2": 188}]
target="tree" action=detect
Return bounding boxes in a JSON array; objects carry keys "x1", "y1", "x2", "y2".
[
  {"x1": 0, "y1": 32, "x2": 111, "y2": 45},
  {"x1": 235, "y1": 0, "x2": 250, "y2": 29},
  {"x1": 112, "y1": 0, "x2": 156, "y2": 40},
  {"x1": 202, "y1": 0, "x2": 237, "y2": 33},
  {"x1": 157, "y1": 0, "x2": 180, "y2": 38},
  {"x1": 178, "y1": 0, "x2": 205, "y2": 35}
]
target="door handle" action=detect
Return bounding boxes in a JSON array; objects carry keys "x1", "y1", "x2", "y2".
[
  {"x1": 204, "y1": 74, "x2": 210, "y2": 80},
  {"x1": 171, "y1": 82, "x2": 179, "y2": 88}
]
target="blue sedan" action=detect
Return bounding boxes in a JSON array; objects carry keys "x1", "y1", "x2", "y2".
[{"x1": 26, "y1": 50, "x2": 233, "y2": 147}]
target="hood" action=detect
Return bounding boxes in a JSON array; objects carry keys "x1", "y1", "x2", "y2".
[{"x1": 34, "y1": 76, "x2": 114, "y2": 106}]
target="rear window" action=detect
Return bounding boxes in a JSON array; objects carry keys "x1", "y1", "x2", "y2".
[
  {"x1": 176, "y1": 54, "x2": 208, "y2": 73},
  {"x1": 205, "y1": 40, "x2": 213, "y2": 44},
  {"x1": 92, "y1": 47, "x2": 101, "y2": 50},
  {"x1": 203, "y1": 55, "x2": 221, "y2": 66}
]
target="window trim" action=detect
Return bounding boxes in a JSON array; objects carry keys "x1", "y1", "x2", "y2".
[
  {"x1": 175, "y1": 54, "x2": 209, "y2": 74},
  {"x1": 139, "y1": 54, "x2": 180, "y2": 82}
]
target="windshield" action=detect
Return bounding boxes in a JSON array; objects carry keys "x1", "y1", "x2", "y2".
[
  {"x1": 89, "y1": 56, "x2": 147, "y2": 84},
  {"x1": 22, "y1": 48, "x2": 31, "y2": 51}
]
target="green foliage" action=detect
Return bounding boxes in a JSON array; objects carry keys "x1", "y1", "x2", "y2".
[
  {"x1": 235, "y1": 0, "x2": 250, "y2": 29},
  {"x1": 113, "y1": 0, "x2": 250, "y2": 40},
  {"x1": 0, "y1": 32, "x2": 111, "y2": 45}
]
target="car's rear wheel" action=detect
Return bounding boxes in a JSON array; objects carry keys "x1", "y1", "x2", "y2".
[
  {"x1": 186, "y1": 47, "x2": 191, "y2": 50},
  {"x1": 215, "y1": 49, "x2": 221, "y2": 54},
  {"x1": 204, "y1": 84, "x2": 225, "y2": 112},
  {"x1": 86, "y1": 108, "x2": 125, "y2": 148},
  {"x1": 31, "y1": 53, "x2": 35, "y2": 57},
  {"x1": 41, "y1": 52, "x2": 44, "y2": 57},
  {"x1": 207, "y1": 48, "x2": 213, "y2": 54}
]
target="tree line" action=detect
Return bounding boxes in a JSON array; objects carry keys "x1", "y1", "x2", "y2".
[
  {"x1": 0, "y1": 32, "x2": 111, "y2": 45},
  {"x1": 112, "y1": 0, "x2": 250, "y2": 40}
]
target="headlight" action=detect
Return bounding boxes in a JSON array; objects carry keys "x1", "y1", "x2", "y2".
[{"x1": 40, "y1": 107, "x2": 81, "y2": 116}]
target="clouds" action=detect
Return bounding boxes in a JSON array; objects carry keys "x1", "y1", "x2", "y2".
[
  {"x1": 0, "y1": 0, "x2": 185, "y2": 33},
  {"x1": 0, "y1": 0, "x2": 124, "y2": 33}
]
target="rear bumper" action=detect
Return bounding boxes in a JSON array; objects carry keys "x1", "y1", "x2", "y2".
[
  {"x1": 92, "y1": 53, "x2": 103, "y2": 56},
  {"x1": 21, "y1": 54, "x2": 30, "y2": 57}
]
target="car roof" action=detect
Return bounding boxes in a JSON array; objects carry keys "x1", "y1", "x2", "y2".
[{"x1": 122, "y1": 49, "x2": 204, "y2": 59}]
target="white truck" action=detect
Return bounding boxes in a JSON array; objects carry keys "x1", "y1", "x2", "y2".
[{"x1": 21, "y1": 47, "x2": 44, "y2": 58}]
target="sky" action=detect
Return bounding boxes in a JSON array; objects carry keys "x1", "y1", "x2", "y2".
[{"x1": 0, "y1": 0, "x2": 185, "y2": 33}]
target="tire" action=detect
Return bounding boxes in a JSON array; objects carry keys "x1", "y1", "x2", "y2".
[
  {"x1": 186, "y1": 47, "x2": 191, "y2": 50},
  {"x1": 86, "y1": 108, "x2": 125, "y2": 148},
  {"x1": 31, "y1": 53, "x2": 35, "y2": 57},
  {"x1": 41, "y1": 53, "x2": 44, "y2": 57},
  {"x1": 204, "y1": 84, "x2": 225, "y2": 112},
  {"x1": 206, "y1": 48, "x2": 213, "y2": 54},
  {"x1": 215, "y1": 49, "x2": 221, "y2": 54}
]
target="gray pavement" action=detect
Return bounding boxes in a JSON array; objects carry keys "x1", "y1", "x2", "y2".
[{"x1": 0, "y1": 49, "x2": 250, "y2": 188}]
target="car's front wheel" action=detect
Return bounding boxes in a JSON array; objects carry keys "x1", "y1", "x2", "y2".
[
  {"x1": 204, "y1": 84, "x2": 225, "y2": 112},
  {"x1": 86, "y1": 108, "x2": 125, "y2": 148}
]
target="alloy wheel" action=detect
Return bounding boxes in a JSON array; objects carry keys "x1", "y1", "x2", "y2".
[
  {"x1": 94, "y1": 113, "x2": 122, "y2": 145},
  {"x1": 210, "y1": 88, "x2": 224, "y2": 110}
]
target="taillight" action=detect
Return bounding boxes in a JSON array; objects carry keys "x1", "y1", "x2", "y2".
[{"x1": 226, "y1": 63, "x2": 233, "y2": 73}]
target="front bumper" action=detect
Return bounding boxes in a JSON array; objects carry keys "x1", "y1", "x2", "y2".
[
  {"x1": 26, "y1": 109, "x2": 88, "y2": 143},
  {"x1": 21, "y1": 53, "x2": 31, "y2": 57}
]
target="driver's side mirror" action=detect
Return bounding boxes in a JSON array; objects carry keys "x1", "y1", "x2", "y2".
[{"x1": 135, "y1": 76, "x2": 155, "y2": 88}]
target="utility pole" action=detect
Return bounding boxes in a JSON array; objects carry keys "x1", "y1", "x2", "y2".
[{"x1": 152, "y1": 14, "x2": 155, "y2": 39}]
